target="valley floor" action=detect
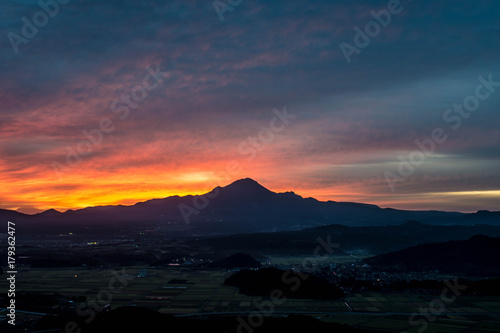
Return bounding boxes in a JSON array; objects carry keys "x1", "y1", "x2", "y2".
[{"x1": 1, "y1": 266, "x2": 499, "y2": 332}]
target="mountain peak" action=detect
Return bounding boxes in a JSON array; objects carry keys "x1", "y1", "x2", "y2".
[
  {"x1": 400, "y1": 220, "x2": 427, "y2": 227},
  {"x1": 36, "y1": 208, "x2": 62, "y2": 217},
  {"x1": 219, "y1": 178, "x2": 272, "y2": 196},
  {"x1": 228, "y1": 177, "x2": 260, "y2": 186},
  {"x1": 228, "y1": 178, "x2": 263, "y2": 187},
  {"x1": 468, "y1": 234, "x2": 494, "y2": 242}
]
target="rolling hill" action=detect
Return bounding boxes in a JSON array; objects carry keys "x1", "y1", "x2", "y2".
[{"x1": 363, "y1": 235, "x2": 500, "y2": 276}]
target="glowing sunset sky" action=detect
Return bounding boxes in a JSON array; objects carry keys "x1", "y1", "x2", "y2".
[{"x1": 1, "y1": 0, "x2": 499, "y2": 214}]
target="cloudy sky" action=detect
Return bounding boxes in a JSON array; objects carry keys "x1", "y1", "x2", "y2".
[{"x1": 1, "y1": 0, "x2": 499, "y2": 214}]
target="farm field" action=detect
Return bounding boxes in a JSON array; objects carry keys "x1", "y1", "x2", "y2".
[
  {"x1": 328, "y1": 293, "x2": 500, "y2": 333},
  {"x1": 1, "y1": 266, "x2": 499, "y2": 333},
  {"x1": 268, "y1": 253, "x2": 369, "y2": 265}
]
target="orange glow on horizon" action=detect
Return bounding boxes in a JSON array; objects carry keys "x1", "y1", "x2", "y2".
[
  {"x1": 2, "y1": 153, "x2": 498, "y2": 215},
  {"x1": 4, "y1": 177, "x2": 499, "y2": 215}
]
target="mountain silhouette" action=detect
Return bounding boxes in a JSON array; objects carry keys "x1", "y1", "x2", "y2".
[
  {"x1": 1, "y1": 178, "x2": 498, "y2": 235},
  {"x1": 364, "y1": 235, "x2": 500, "y2": 275},
  {"x1": 35, "y1": 208, "x2": 63, "y2": 217},
  {"x1": 220, "y1": 177, "x2": 272, "y2": 195}
]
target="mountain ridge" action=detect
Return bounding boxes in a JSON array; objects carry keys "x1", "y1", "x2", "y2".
[
  {"x1": 363, "y1": 235, "x2": 500, "y2": 275},
  {"x1": 1, "y1": 178, "x2": 498, "y2": 235}
]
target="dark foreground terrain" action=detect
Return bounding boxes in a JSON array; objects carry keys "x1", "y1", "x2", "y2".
[{"x1": 33, "y1": 307, "x2": 383, "y2": 333}]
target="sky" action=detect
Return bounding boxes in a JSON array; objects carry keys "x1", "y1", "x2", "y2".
[{"x1": 1, "y1": 0, "x2": 499, "y2": 214}]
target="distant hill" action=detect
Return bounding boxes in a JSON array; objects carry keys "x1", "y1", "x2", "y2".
[
  {"x1": 224, "y1": 267, "x2": 344, "y2": 299},
  {"x1": 1, "y1": 178, "x2": 498, "y2": 236},
  {"x1": 188, "y1": 222, "x2": 500, "y2": 255},
  {"x1": 206, "y1": 253, "x2": 261, "y2": 269},
  {"x1": 363, "y1": 235, "x2": 500, "y2": 276}
]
